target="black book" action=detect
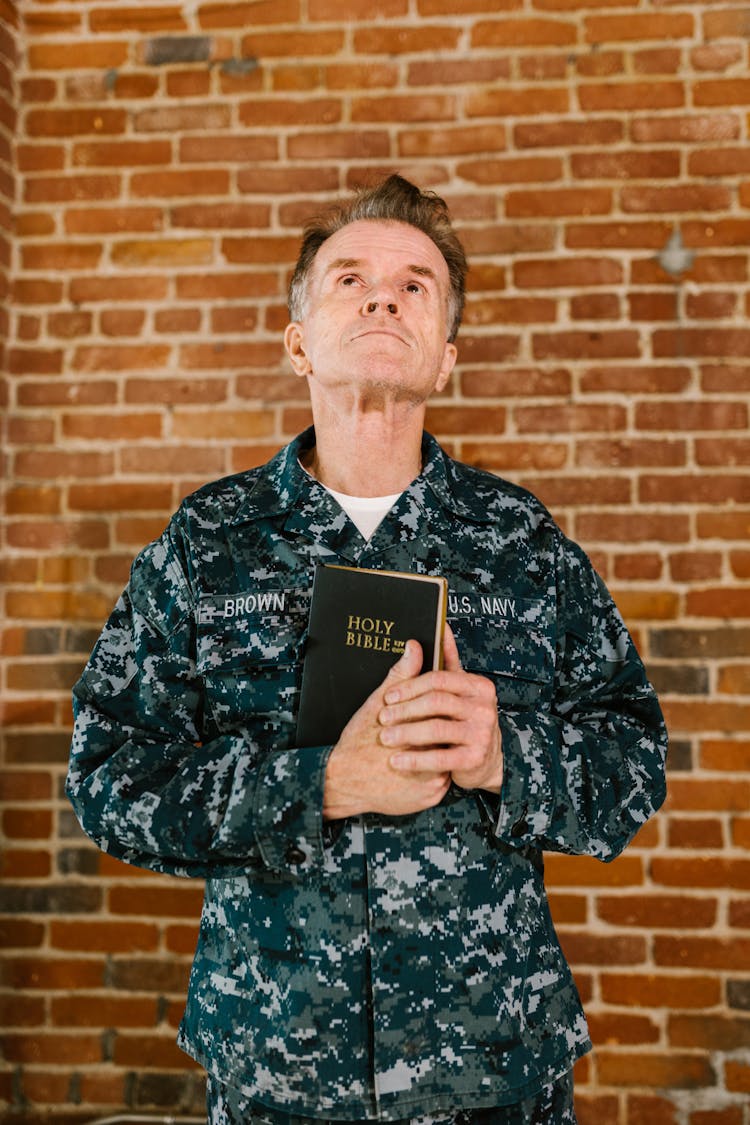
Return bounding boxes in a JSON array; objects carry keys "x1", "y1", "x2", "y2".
[{"x1": 296, "y1": 563, "x2": 448, "y2": 748}]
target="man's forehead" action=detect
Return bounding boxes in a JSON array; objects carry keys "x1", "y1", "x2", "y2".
[{"x1": 313, "y1": 220, "x2": 449, "y2": 281}]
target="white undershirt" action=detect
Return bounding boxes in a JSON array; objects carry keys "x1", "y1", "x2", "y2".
[{"x1": 325, "y1": 486, "x2": 402, "y2": 541}]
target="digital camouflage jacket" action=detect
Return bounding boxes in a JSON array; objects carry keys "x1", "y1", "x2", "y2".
[{"x1": 68, "y1": 428, "x2": 667, "y2": 1120}]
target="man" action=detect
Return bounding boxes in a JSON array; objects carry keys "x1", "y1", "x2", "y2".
[{"x1": 68, "y1": 175, "x2": 667, "y2": 1125}]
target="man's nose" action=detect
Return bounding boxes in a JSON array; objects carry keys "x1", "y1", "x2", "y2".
[{"x1": 363, "y1": 292, "x2": 399, "y2": 316}]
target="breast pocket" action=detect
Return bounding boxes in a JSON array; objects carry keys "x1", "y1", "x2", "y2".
[
  {"x1": 196, "y1": 597, "x2": 308, "y2": 736},
  {"x1": 451, "y1": 615, "x2": 553, "y2": 709}
]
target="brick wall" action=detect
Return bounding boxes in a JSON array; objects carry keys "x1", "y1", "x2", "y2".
[{"x1": 1, "y1": 1, "x2": 749, "y2": 1122}]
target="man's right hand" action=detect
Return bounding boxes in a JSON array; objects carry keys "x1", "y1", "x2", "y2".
[{"x1": 322, "y1": 641, "x2": 451, "y2": 820}]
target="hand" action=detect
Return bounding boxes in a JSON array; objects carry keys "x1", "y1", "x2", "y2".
[
  {"x1": 322, "y1": 640, "x2": 451, "y2": 821},
  {"x1": 378, "y1": 623, "x2": 503, "y2": 794}
]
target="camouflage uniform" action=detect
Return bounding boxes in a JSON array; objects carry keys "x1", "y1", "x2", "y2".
[{"x1": 68, "y1": 427, "x2": 667, "y2": 1122}]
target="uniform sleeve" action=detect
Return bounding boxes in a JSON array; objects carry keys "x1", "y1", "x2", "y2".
[
  {"x1": 494, "y1": 537, "x2": 667, "y2": 861},
  {"x1": 66, "y1": 525, "x2": 331, "y2": 880}
]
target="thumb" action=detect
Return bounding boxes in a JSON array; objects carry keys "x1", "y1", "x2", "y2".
[
  {"x1": 442, "y1": 620, "x2": 462, "y2": 672},
  {"x1": 384, "y1": 639, "x2": 423, "y2": 684}
]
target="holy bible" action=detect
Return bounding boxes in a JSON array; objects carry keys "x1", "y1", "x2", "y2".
[{"x1": 296, "y1": 564, "x2": 448, "y2": 748}]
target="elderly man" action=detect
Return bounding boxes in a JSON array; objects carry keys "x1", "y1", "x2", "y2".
[{"x1": 68, "y1": 175, "x2": 667, "y2": 1125}]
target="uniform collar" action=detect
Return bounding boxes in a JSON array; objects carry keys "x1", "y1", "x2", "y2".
[{"x1": 230, "y1": 426, "x2": 495, "y2": 528}]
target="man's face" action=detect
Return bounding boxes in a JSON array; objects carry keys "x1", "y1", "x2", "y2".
[{"x1": 284, "y1": 220, "x2": 458, "y2": 407}]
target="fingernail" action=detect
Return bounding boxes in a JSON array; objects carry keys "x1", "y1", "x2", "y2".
[
  {"x1": 380, "y1": 728, "x2": 396, "y2": 745},
  {"x1": 384, "y1": 689, "x2": 399, "y2": 704}
]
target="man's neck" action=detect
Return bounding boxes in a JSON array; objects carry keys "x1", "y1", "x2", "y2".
[{"x1": 304, "y1": 406, "x2": 424, "y2": 497}]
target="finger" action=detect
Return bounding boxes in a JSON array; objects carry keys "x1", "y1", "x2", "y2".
[
  {"x1": 384, "y1": 666, "x2": 489, "y2": 707},
  {"x1": 390, "y1": 747, "x2": 468, "y2": 773},
  {"x1": 379, "y1": 688, "x2": 469, "y2": 728},
  {"x1": 381, "y1": 713, "x2": 472, "y2": 750},
  {"x1": 442, "y1": 620, "x2": 462, "y2": 673}
]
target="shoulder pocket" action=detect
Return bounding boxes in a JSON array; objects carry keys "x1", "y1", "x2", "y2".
[
  {"x1": 451, "y1": 616, "x2": 553, "y2": 707},
  {"x1": 196, "y1": 589, "x2": 309, "y2": 733}
]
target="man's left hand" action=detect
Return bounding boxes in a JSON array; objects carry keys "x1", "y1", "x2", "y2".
[{"x1": 378, "y1": 623, "x2": 503, "y2": 794}]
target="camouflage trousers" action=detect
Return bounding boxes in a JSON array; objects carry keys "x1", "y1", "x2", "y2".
[{"x1": 205, "y1": 1070, "x2": 577, "y2": 1125}]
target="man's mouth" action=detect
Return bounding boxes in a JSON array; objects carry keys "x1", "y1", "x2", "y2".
[{"x1": 353, "y1": 328, "x2": 410, "y2": 345}]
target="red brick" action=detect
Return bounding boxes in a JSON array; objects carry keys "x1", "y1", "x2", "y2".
[
  {"x1": 5, "y1": 485, "x2": 62, "y2": 515},
  {"x1": 640, "y1": 474, "x2": 749, "y2": 506},
  {"x1": 669, "y1": 552, "x2": 723, "y2": 583},
  {"x1": 120, "y1": 446, "x2": 225, "y2": 477},
  {"x1": 17, "y1": 1069, "x2": 73, "y2": 1104},
  {"x1": 584, "y1": 12, "x2": 694, "y2": 43},
  {"x1": 134, "y1": 103, "x2": 230, "y2": 132},
  {"x1": 664, "y1": 700, "x2": 750, "y2": 734},
  {"x1": 691, "y1": 43, "x2": 744, "y2": 73},
  {"x1": 559, "y1": 931, "x2": 647, "y2": 966},
  {"x1": 686, "y1": 588, "x2": 750, "y2": 619},
  {"x1": 700, "y1": 740, "x2": 750, "y2": 773},
  {"x1": 328, "y1": 62, "x2": 399, "y2": 90},
  {"x1": 730, "y1": 552, "x2": 750, "y2": 579},
  {"x1": 623, "y1": 184, "x2": 731, "y2": 214},
  {"x1": 68, "y1": 483, "x2": 172, "y2": 513},
  {"x1": 180, "y1": 341, "x2": 284, "y2": 370},
  {"x1": 580, "y1": 81, "x2": 685, "y2": 112},
  {"x1": 634, "y1": 48, "x2": 681, "y2": 76},
  {"x1": 288, "y1": 129, "x2": 390, "y2": 160},
  {"x1": 354, "y1": 25, "x2": 459, "y2": 53},
  {"x1": 179, "y1": 134, "x2": 278, "y2": 163},
  {"x1": 199, "y1": 0, "x2": 301, "y2": 26},
  {"x1": 670, "y1": 1014, "x2": 750, "y2": 1051},
  {"x1": 598, "y1": 894, "x2": 717, "y2": 930},
  {"x1": 50, "y1": 920, "x2": 159, "y2": 954},
  {"x1": 566, "y1": 219, "x2": 669, "y2": 250},
  {"x1": 467, "y1": 86, "x2": 570, "y2": 118},
  {"x1": 108, "y1": 883, "x2": 203, "y2": 916},
  {"x1": 465, "y1": 296, "x2": 556, "y2": 325},
  {"x1": 171, "y1": 410, "x2": 275, "y2": 440},
  {"x1": 14, "y1": 450, "x2": 114, "y2": 479},
  {"x1": 726, "y1": 1061, "x2": 750, "y2": 1095},
  {"x1": 17, "y1": 379, "x2": 118, "y2": 408},
  {"x1": 601, "y1": 971, "x2": 721, "y2": 1010},
  {"x1": 588, "y1": 1011, "x2": 660, "y2": 1047},
  {"x1": 691, "y1": 1110, "x2": 744, "y2": 1125},
  {"x1": 25, "y1": 107, "x2": 126, "y2": 137},
  {"x1": 577, "y1": 512, "x2": 690, "y2": 544},
  {"x1": 28, "y1": 40, "x2": 128, "y2": 70},
  {"x1": 408, "y1": 57, "x2": 509, "y2": 87},
  {"x1": 65, "y1": 206, "x2": 162, "y2": 235},
  {"x1": 515, "y1": 119, "x2": 623, "y2": 149},
  {"x1": 514, "y1": 257, "x2": 622, "y2": 289},
  {"x1": 240, "y1": 96, "x2": 342, "y2": 127},
  {"x1": 72, "y1": 344, "x2": 170, "y2": 372},
  {"x1": 613, "y1": 552, "x2": 664, "y2": 581},
  {"x1": 6, "y1": 519, "x2": 109, "y2": 551},
  {"x1": 2, "y1": 1032, "x2": 102, "y2": 1065},
  {"x1": 125, "y1": 377, "x2": 228, "y2": 404},
  {"x1": 636, "y1": 400, "x2": 748, "y2": 431},
  {"x1": 695, "y1": 79, "x2": 750, "y2": 106},
  {"x1": 624, "y1": 1095, "x2": 683, "y2": 1125},
  {"x1": 507, "y1": 187, "x2": 612, "y2": 219},
  {"x1": 597, "y1": 1051, "x2": 715, "y2": 1089}
]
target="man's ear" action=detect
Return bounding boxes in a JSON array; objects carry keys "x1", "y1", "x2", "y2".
[
  {"x1": 284, "y1": 322, "x2": 312, "y2": 377},
  {"x1": 434, "y1": 341, "x2": 457, "y2": 394}
]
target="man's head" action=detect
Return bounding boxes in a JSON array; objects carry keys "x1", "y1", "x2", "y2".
[{"x1": 288, "y1": 175, "x2": 467, "y2": 344}]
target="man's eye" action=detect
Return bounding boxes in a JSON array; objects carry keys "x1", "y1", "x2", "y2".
[
  {"x1": 405, "y1": 282, "x2": 423, "y2": 293},
  {"x1": 341, "y1": 275, "x2": 359, "y2": 286}
]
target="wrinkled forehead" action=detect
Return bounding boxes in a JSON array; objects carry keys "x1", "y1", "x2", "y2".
[{"x1": 310, "y1": 219, "x2": 451, "y2": 292}]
